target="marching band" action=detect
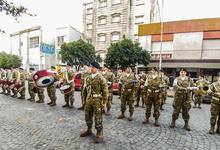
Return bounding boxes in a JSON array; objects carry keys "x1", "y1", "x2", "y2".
[{"x1": 0, "y1": 64, "x2": 220, "y2": 143}]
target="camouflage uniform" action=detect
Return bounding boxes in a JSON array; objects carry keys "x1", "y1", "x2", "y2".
[
  {"x1": 11, "y1": 69, "x2": 19, "y2": 97},
  {"x1": 17, "y1": 70, "x2": 26, "y2": 99},
  {"x1": 62, "y1": 69, "x2": 75, "y2": 108},
  {"x1": 0, "y1": 69, "x2": 6, "y2": 94},
  {"x1": 27, "y1": 71, "x2": 36, "y2": 101},
  {"x1": 80, "y1": 71, "x2": 90, "y2": 109},
  {"x1": 143, "y1": 74, "x2": 162, "y2": 126},
  {"x1": 160, "y1": 75, "x2": 169, "y2": 110},
  {"x1": 46, "y1": 71, "x2": 59, "y2": 106},
  {"x1": 208, "y1": 81, "x2": 220, "y2": 134},
  {"x1": 118, "y1": 73, "x2": 138, "y2": 121},
  {"x1": 170, "y1": 76, "x2": 194, "y2": 130},
  {"x1": 36, "y1": 87, "x2": 45, "y2": 102},
  {"x1": 136, "y1": 73, "x2": 147, "y2": 107},
  {"x1": 193, "y1": 79, "x2": 209, "y2": 108},
  {"x1": 82, "y1": 73, "x2": 108, "y2": 138},
  {"x1": 102, "y1": 71, "x2": 114, "y2": 114}
]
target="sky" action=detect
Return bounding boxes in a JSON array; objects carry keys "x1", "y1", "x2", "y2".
[{"x1": 1, "y1": 0, "x2": 220, "y2": 52}]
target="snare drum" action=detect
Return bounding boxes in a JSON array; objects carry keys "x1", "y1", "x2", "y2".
[{"x1": 60, "y1": 85, "x2": 72, "y2": 94}]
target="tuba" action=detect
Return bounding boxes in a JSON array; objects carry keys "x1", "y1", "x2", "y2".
[{"x1": 197, "y1": 82, "x2": 209, "y2": 95}]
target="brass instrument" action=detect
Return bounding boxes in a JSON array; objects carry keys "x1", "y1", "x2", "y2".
[{"x1": 197, "y1": 81, "x2": 209, "y2": 95}]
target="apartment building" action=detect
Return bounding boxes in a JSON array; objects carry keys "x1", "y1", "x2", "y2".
[{"x1": 83, "y1": 0, "x2": 160, "y2": 59}]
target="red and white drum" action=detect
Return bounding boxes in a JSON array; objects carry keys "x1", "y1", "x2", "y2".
[
  {"x1": 54, "y1": 80, "x2": 64, "y2": 88},
  {"x1": 33, "y1": 70, "x2": 55, "y2": 87},
  {"x1": 14, "y1": 83, "x2": 24, "y2": 92},
  {"x1": 9, "y1": 80, "x2": 16, "y2": 89},
  {"x1": 0, "y1": 80, "x2": 6, "y2": 87},
  {"x1": 60, "y1": 85, "x2": 72, "y2": 94}
]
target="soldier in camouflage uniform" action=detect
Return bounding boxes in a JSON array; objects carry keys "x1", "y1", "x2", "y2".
[
  {"x1": 102, "y1": 64, "x2": 115, "y2": 116},
  {"x1": 80, "y1": 61, "x2": 108, "y2": 143},
  {"x1": 62, "y1": 64, "x2": 75, "y2": 108},
  {"x1": 17, "y1": 68, "x2": 26, "y2": 99},
  {"x1": 159, "y1": 70, "x2": 170, "y2": 110},
  {"x1": 78, "y1": 65, "x2": 91, "y2": 110},
  {"x1": 27, "y1": 68, "x2": 36, "y2": 101},
  {"x1": 142, "y1": 67, "x2": 162, "y2": 126},
  {"x1": 193, "y1": 75, "x2": 209, "y2": 109},
  {"x1": 136, "y1": 71, "x2": 147, "y2": 108},
  {"x1": 43, "y1": 66, "x2": 58, "y2": 106},
  {"x1": 10, "y1": 67, "x2": 20, "y2": 98},
  {"x1": 170, "y1": 68, "x2": 195, "y2": 131},
  {"x1": 117, "y1": 66, "x2": 138, "y2": 121},
  {"x1": 208, "y1": 73, "x2": 220, "y2": 134},
  {"x1": 0, "y1": 68, "x2": 6, "y2": 94}
]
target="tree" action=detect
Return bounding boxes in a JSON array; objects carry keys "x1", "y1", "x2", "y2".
[
  {"x1": 0, "y1": 52, "x2": 22, "y2": 68},
  {"x1": 59, "y1": 39, "x2": 100, "y2": 70},
  {"x1": 0, "y1": 0, "x2": 33, "y2": 33},
  {"x1": 105, "y1": 37, "x2": 150, "y2": 68}
]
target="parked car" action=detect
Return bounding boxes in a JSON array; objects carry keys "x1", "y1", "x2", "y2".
[
  {"x1": 74, "y1": 73, "x2": 81, "y2": 91},
  {"x1": 113, "y1": 82, "x2": 119, "y2": 95}
]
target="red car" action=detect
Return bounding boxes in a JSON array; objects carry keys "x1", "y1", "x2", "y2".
[
  {"x1": 74, "y1": 73, "x2": 81, "y2": 90},
  {"x1": 113, "y1": 82, "x2": 119, "y2": 95}
]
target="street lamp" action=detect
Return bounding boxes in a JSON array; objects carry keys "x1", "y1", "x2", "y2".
[{"x1": 159, "y1": 0, "x2": 164, "y2": 70}]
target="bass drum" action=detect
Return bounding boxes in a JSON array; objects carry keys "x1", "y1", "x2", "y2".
[{"x1": 33, "y1": 70, "x2": 56, "y2": 88}]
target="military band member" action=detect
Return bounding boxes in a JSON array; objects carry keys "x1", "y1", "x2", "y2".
[
  {"x1": 80, "y1": 61, "x2": 108, "y2": 143},
  {"x1": 62, "y1": 63, "x2": 75, "y2": 108},
  {"x1": 208, "y1": 73, "x2": 220, "y2": 134},
  {"x1": 17, "y1": 68, "x2": 26, "y2": 99},
  {"x1": 78, "y1": 65, "x2": 91, "y2": 110},
  {"x1": 102, "y1": 64, "x2": 115, "y2": 116},
  {"x1": 159, "y1": 69, "x2": 170, "y2": 110},
  {"x1": 45, "y1": 66, "x2": 58, "y2": 106},
  {"x1": 170, "y1": 68, "x2": 195, "y2": 131},
  {"x1": 27, "y1": 68, "x2": 36, "y2": 101},
  {"x1": 193, "y1": 75, "x2": 209, "y2": 109},
  {"x1": 11, "y1": 67, "x2": 19, "y2": 98},
  {"x1": 143, "y1": 67, "x2": 162, "y2": 126},
  {"x1": 117, "y1": 66, "x2": 138, "y2": 121},
  {"x1": 136, "y1": 71, "x2": 147, "y2": 108}
]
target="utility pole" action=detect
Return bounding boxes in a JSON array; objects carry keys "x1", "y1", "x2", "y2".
[{"x1": 26, "y1": 32, "x2": 30, "y2": 72}]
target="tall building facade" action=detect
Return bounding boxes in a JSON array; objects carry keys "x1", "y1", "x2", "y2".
[{"x1": 83, "y1": 0, "x2": 160, "y2": 59}]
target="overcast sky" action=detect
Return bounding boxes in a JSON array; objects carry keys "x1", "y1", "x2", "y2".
[{"x1": 0, "y1": 0, "x2": 220, "y2": 52}]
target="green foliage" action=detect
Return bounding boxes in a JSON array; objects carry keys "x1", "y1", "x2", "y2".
[
  {"x1": 59, "y1": 39, "x2": 99, "y2": 70},
  {"x1": 105, "y1": 37, "x2": 150, "y2": 68},
  {"x1": 0, "y1": 52, "x2": 22, "y2": 68},
  {"x1": 0, "y1": 0, "x2": 34, "y2": 33}
]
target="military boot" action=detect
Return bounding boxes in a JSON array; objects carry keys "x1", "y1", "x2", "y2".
[
  {"x1": 36, "y1": 99, "x2": 44, "y2": 103},
  {"x1": 94, "y1": 128, "x2": 103, "y2": 143},
  {"x1": 62, "y1": 101, "x2": 69, "y2": 108},
  {"x1": 208, "y1": 126, "x2": 215, "y2": 134},
  {"x1": 170, "y1": 118, "x2": 176, "y2": 128},
  {"x1": 183, "y1": 120, "x2": 191, "y2": 131},
  {"x1": 47, "y1": 101, "x2": 52, "y2": 105},
  {"x1": 50, "y1": 100, "x2": 56, "y2": 107},
  {"x1": 69, "y1": 99, "x2": 74, "y2": 108},
  {"x1": 198, "y1": 105, "x2": 202, "y2": 109},
  {"x1": 105, "y1": 108, "x2": 111, "y2": 116},
  {"x1": 154, "y1": 118, "x2": 160, "y2": 127},
  {"x1": 142, "y1": 118, "x2": 149, "y2": 124},
  {"x1": 80, "y1": 127, "x2": 92, "y2": 137},
  {"x1": 128, "y1": 112, "x2": 133, "y2": 121},
  {"x1": 117, "y1": 112, "x2": 125, "y2": 119}
]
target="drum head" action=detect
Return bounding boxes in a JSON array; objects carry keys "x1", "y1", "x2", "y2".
[
  {"x1": 35, "y1": 75, "x2": 55, "y2": 87},
  {"x1": 60, "y1": 85, "x2": 70, "y2": 90}
]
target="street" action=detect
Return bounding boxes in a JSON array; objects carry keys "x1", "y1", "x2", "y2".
[{"x1": 0, "y1": 91, "x2": 220, "y2": 150}]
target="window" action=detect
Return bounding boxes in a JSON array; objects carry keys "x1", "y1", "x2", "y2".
[
  {"x1": 112, "y1": 13, "x2": 121, "y2": 23},
  {"x1": 111, "y1": 32, "x2": 120, "y2": 41},
  {"x1": 87, "y1": 24, "x2": 92, "y2": 30},
  {"x1": 57, "y1": 36, "x2": 65, "y2": 46},
  {"x1": 87, "y1": 8, "x2": 93, "y2": 14},
  {"x1": 98, "y1": 33, "x2": 106, "y2": 42},
  {"x1": 136, "y1": 0, "x2": 144, "y2": 5},
  {"x1": 135, "y1": 15, "x2": 144, "y2": 24},
  {"x1": 30, "y1": 37, "x2": 39, "y2": 48},
  {"x1": 112, "y1": 0, "x2": 121, "y2": 5},
  {"x1": 98, "y1": 16, "x2": 107, "y2": 25},
  {"x1": 99, "y1": 0, "x2": 107, "y2": 7}
]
